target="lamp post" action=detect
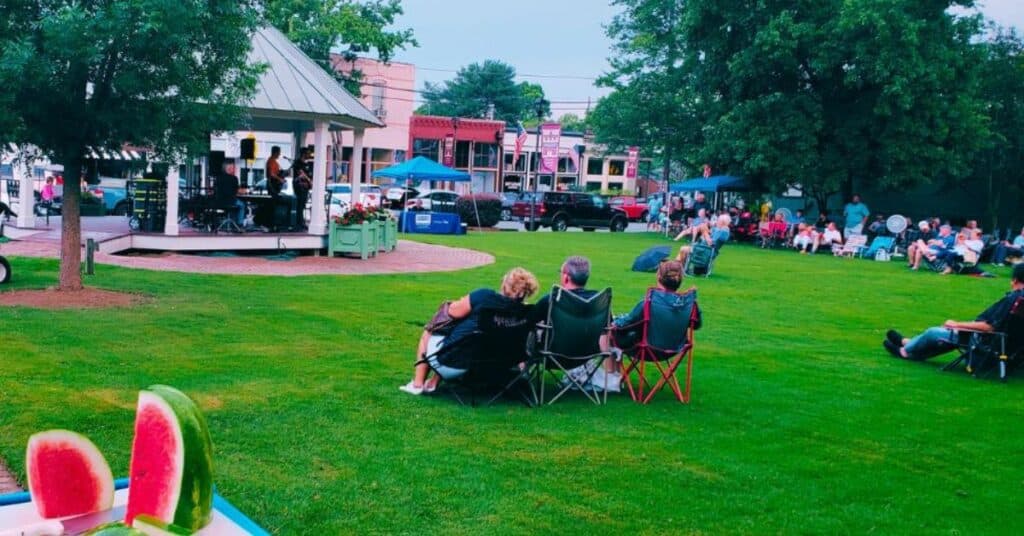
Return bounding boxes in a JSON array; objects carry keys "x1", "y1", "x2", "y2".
[{"x1": 529, "y1": 98, "x2": 548, "y2": 230}]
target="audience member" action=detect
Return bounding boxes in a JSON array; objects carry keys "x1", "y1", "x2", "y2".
[
  {"x1": 883, "y1": 264, "x2": 1024, "y2": 360},
  {"x1": 533, "y1": 256, "x2": 597, "y2": 320},
  {"x1": 909, "y1": 224, "x2": 954, "y2": 270},
  {"x1": 792, "y1": 223, "x2": 815, "y2": 254},
  {"x1": 676, "y1": 214, "x2": 731, "y2": 265},
  {"x1": 993, "y1": 226, "x2": 1024, "y2": 266},
  {"x1": 816, "y1": 222, "x2": 843, "y2": 253},
  {"x1": 401, "y1": 267, "x2": 540, "y2": 395}
]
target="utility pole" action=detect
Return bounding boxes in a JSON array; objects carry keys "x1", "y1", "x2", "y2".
[{"x1": 529, "y1": 98, "x2": 549, "y2": 230}]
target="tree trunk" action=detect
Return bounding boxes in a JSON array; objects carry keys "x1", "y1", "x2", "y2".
[
  {"x1": 59, "y1": 151, "x2": 84, "y2": 291},
  {"x1": 661, "y1": 144, "x2": 672, "y2": 203}
]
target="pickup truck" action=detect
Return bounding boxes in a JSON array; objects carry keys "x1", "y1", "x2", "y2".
[{"x1": 511, "y1": 191, "x2": 629, "y2": 232}]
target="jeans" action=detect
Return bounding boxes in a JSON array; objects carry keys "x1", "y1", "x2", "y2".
[
  {"x1": 232, "y1": 199, "x2": 246, "y2": 225},
  {"x1": 993, "y1": 244, "x2": 1022, "y2": 265},
  {"x1": 903, "y1": 327, "x2": 958, "y2": 360}
]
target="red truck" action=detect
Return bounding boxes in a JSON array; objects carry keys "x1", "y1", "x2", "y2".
[{"x1": 609, "y1": 196, "x2": 649, "y2": 222}]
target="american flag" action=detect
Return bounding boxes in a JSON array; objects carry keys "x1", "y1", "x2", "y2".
[
  {"x1": 513, "y1": 121, "x2": 528, "y2": 167},
  {"x1": 566, "y1": 145, "x2": 581, "y2": 173}
]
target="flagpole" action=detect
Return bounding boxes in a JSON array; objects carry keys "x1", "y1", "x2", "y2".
[{"x1": 529, "y1": 98, "x2": 548, "y2": 230}]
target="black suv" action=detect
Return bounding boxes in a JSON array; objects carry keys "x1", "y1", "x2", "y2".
[{"x1": 511, "y1": 192, "x2": 629, "y2": 232}]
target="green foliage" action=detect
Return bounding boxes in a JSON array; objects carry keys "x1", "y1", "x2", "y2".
[
  {"x1": 557, "y1": 113, "x2": 588, "y2": 133},
  {"x1": 456, "y1": 193, "x2": 502, "y2": 227},
  {"x1": 264, "y1": 0, "x2": 416, "y2": 97},
  {"x1": 418, "y1": 60, "x2": 550, "y2": 122},
  {"x1": 1, "y1": 235, "x2": 1022, "y2": 533},
  {"x1": 597, "y1": 0, "x2": 991, "y2": 212}
]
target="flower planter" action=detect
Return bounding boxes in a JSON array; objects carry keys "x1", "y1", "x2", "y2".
[
  {"x1": 378, "y1": 218, "x2": 397, "y2": 252},
  {"x1": 328, "y1": 220, "x2": 379, "y2": 259}
]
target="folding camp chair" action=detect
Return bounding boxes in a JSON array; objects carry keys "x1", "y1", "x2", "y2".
[
  {"x1": 836, "y1": 234, "x2": 867, "y2": 258},
  {"x1": 534, "y1": 287, "x2": 613, "y2": 405},
  {"x1": 942, "y1": 295, "x2": 1024, "y2": 381},
  {"x1": 421, "y1": 303, "x2": 538, "y2": 406},
  {"x1": 615, "y1": 287, "x2": 700, "y2": 404},
  {"x1": 684, "y1": 241, "x2": 717, "y2": 277},
  {"x1": 859, "y1": 236, "x2": 895, "y2": 260}
]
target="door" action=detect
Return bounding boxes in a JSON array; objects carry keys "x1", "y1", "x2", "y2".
[{"x1": 573, "y1": 194, "x2": 595, "y2": 226}]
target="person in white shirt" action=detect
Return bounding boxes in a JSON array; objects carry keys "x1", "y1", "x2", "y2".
[
  {"x1": 993, "y1": 226, "x2": 1024, "y2": 265},
  {"x1": 815, "y1": 222, "x2": 843, "y2": 253}
]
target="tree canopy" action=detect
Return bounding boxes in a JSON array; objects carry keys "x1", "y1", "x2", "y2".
[
  {"x1": 0, "y1": 0, "x2": 263, "y2": 290},
  {"x1": 264, "y1": 0, "x2": 416, "y2": 96},
  {"x1": 592, "y1": 0, "x2": 991, "y2": 210},
  {"x1": 417, "y1": 60, "x2": 551, "y2": 122}
]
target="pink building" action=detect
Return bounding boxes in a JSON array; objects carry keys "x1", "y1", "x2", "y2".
[{"x1": 330, "y1": 55, "x2": 415, "y2": 183}]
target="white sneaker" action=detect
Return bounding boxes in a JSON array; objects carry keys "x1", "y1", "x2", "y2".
[{"x1": 399, "y1": 381, "x2": 424, "y2": 395}]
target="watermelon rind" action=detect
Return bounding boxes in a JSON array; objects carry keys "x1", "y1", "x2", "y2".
[
  {"x1": 25, "y1": 429, "x2": 114, "y2": 519},
  {"x1": 126, "y1": 385, "x2": 213, "y2": 532},
  {"x1": 132, "y1": 514, "x2": 193, "y2": 535},
  {"x1": 84, "y1": 522, "x2": 147, "y2": 535}
]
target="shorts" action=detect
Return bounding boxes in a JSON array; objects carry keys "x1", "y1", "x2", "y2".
[
  {"x1": 425, "y1": 335, "x2": 468, "y2": 380},
  {"x1": 794, "y1": 236, "x2": 812, "y2": 248}
]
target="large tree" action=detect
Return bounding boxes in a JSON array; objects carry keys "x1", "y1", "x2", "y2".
[
  {"x1": 597, "y1": 0, "x2": 990, "y2": 212},
  {"x1": 417, "y1": 60, "x2": 551, "y2": 122},
  {"x1": 0, "y1": 0, "x2": 262, "y2": 290},
  {"x1": 264, "y1": 0, "x2": 416, "y2": 96}
]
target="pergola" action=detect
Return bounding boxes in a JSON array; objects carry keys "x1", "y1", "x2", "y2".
[{"x1": 164, "y1": 25, "x2": 384, "y2": 237}]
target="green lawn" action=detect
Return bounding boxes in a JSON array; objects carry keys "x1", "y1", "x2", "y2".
[{"x1": 1, "y1": 233, "x2": 1022, "y2": 534}]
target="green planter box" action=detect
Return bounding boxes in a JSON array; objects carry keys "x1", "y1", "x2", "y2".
[
  {"x1": 80, "y1": 203, "x2": 106, "y2": 217},
  {"x1": 328, "y1": 220, "x2": 379, "y2": 259},
  {"x1": 377, "y1": 218, "x2": 397, "y2": 252}
]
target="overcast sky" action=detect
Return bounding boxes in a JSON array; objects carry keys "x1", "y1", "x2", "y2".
[{"x1": 393, "y1": 0, "x2": 1023, "y2": 118}]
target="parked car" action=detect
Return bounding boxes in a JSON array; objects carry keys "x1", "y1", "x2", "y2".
[
  {"x1": 405, "y1": 190, "x2": 460, "y2": 213},
  {"x1": 511, "y1": 191, "x2": 629, "y2": 232},
  {"x1": 500, "y1": 192, "x2": 521, "y2": 221},
  {"x1": 88, "y1": 177, "x2": 130, "y2": 215},
  {"x1": 254, "y1": 178, "x2": 295, "y2": 196},
  {"x1": 326, "y1": 183, "x2": 383, "y2": 208},
  {"x1": 609, "y1": 196, "x2": 649, "y2": 222},
  {"x1": 384, "y1": 185, "x2": 419, "y2": 209}
]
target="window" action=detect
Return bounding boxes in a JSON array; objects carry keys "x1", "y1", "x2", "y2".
[
  {"x1": 592, "y1": 195, "x2": 607, "y2": 209},
  {"x1": 370, "y1": 80, "x2": 386, "y2": 118},
  {"x1": 585, "y1": 181, "x2": 602, "y2": 192},
  {"x1": 455, "y1": 141, "x2": 470, "y2": 168},
  {"x1": 473, "y1": 143, "x2": 498, "y2": 168},
  {"x1": 586, "y1": 158, "x2": 603, "y2": 176},
  {"x1": 608, "y1": 160, "x2": 625, "y2": 176},
  {"x1": 412, "y1": 139, "x2": 439, "y2": 161},
  {"x1": 394, "y1": 150, "x2": 407, "y2": 163},
  {"x1": 472, "y1": 170, "x2": 496, "y2": 192},
  {"x1": 608, "y1": 182, "x2": 623, "y2": 191}
]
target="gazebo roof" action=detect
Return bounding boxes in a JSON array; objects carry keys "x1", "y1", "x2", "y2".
[{"x1": 246, "y1": 26, "x2": 384, "y2": 130}]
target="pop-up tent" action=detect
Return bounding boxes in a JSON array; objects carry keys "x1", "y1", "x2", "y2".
[
  {"x1": 669, "y1": 175, "x2": 750, "y2": 193},
  {"x1": 372, "y1": 157, "x2": 480, "y2": 230},
  {"x1": 372, "y1": 156, "x2": 471, "y2": 182}
]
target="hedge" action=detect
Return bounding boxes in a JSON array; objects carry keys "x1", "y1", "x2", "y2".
[{"x1": 456, "y1": 193, "x2": 502, "y2": 227}]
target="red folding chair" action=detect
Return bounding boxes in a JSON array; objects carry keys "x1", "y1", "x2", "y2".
[{"x1": 614, "y1": 287, "x2": 700, "y2": 404}]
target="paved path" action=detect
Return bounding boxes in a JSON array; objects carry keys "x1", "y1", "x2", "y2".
[{"x1": 2, "y1": 237, "x2": 494, "y2": 277}]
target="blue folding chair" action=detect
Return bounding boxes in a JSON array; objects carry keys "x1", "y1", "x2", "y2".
[{"x1": 860, "y1": 236, "x2": 895, "y2": 260}]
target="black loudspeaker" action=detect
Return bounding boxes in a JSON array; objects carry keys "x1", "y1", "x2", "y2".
[{"x1": 240, "y1": 138, "x2": 256, "y2": 160}]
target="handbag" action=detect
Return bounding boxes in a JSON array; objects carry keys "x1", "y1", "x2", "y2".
[{"x1": 424, "y1": 301, "x2": 458, "y2": 333}]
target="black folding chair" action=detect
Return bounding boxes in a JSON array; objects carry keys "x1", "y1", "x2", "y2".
[
  {"x1": 942, "y1": 296, "x2": 1024, "y2": 381},
  {"x1": 684, "y1": 242, "x2": 718, "y2": 278},
  {"x1": 534, "y1": 287, "x2": 613, "y2": 405},
  {"x1": 421, "y1": 303, "x2": 538, "y2": 406}
]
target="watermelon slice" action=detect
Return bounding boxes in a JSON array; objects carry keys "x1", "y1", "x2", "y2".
[
  {"x1": 131, "y1": 514, "x2": 192, "y2": 535},
  {"x1": 84, "y1": 522, "x2": 146, "y2": 535},
  {"x1": 125, "y1": 385, "x2": 213, "y2": 532},
  {"x1": 25, "y1": 430, "x2": 114, "y2": 519}
]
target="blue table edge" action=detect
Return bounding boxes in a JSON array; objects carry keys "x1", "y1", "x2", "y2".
[{"x1": 0, "y1": 478, "x2": 268, "y2": 535}]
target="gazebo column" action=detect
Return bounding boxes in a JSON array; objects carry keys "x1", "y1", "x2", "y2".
[
  {"x1": 351, "y1": 128, "x2": 364, "y2": 206},
  {"x1": 164, "y1": 165, "x2": 180, "y2": 236},
  {"x1": 309, "y1": 120, "x2": 329, "y2": 235},
  {"x1": 15, "y1": 161, "x2": 34, "y2": 228}
]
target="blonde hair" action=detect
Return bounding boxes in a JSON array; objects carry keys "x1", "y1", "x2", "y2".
[{"x1": 500, "y1": 267, "x2": 539, "y2": 301}]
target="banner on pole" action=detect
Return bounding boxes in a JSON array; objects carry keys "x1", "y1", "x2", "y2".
[
  {"x1": 626, "y1": 146, "x2": 640, "y2": 179},
  {"x1": 539, "y1": 123, "x2": 561, "y2": 174},
  {"x1": 442, "y1": 135, "x2": 455, "y2": 167}
]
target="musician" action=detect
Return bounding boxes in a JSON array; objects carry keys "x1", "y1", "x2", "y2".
[
  {"x1": 292, "y1": 147, "x2": 313, "y2": 230},
  {"x1": 265, "y1": 145, "x2": 296, "y2": 230},
  {"x1": 215, "y1": 159, "x2": 245, "y2": 226}
]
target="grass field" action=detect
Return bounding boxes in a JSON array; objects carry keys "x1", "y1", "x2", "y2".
[{"x1": 1, "y1": 233, "x2": 1022, "y2": 534}]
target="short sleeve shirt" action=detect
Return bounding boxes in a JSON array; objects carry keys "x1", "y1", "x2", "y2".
[
  {"x1": 844, "y1": 202, "x2": 869, "y2": 229},
  {"x1": 441, "y1": 289, "x2": 519, "y2": 368},
  {"x1": 976, "y1": 290, "x2": 1024, "y2": 332}
]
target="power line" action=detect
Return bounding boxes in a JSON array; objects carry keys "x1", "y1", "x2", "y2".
[{"x1": 417, "y1": 66, "x2": 599, "y2": 81}]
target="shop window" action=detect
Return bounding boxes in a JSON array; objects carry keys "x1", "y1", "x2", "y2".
[
  {"x1": 394, "y1": 150, "x2": 407, "y2": 163},
  {"x1": 585, "y1": 182, "x2": 602, "y2": 192},
  {"x1": 455, "y1": 141, "x2": 470, "y2": 168},
  {"x1": 608, "y1": 182, "x2": 623, "y2": 191},
  {"x1": 473, "y1": 143, "x2": 498, "y2": 168},
  {"x1": 586, "y1": 158, "x2": 603, "y2": 175},
  {"x1": 608, "y1": 160, "x2": 625, "y2": 176},
  {"x1": 412, "y1": 139, "x2": 438, "y2": 161}
]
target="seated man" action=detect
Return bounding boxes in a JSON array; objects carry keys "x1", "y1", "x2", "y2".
[
  {"x1": 596, "y1": 261, "x2": 702, "y2": 390},
  {"x1": 883, "y1": 263, "x2": 1024, "y2": 360},
  {"x1": 400, "y1": 267, "x2": 539, "y2": 395},
  {"x1": 909, "y1": 224, "x2": 954, "y2": 270},
  {"x1": 533, "y1": 256, "x2": 597, "y2": 320},
  {"x1": 676, "y1": 214, "x2": 731, "y2": 265},
  {"x1": 214, "y1": 159, "x2": 245, "y2": 226},
  {"x1": 672, "y1": 208, "x2": 708, "y2": 242},
  {"x1": 993, "y1": 226, "x2": 1024, "y2": 266},
  {"x1": 815, "y1": 222, "x2": 843, "y2": 253}
]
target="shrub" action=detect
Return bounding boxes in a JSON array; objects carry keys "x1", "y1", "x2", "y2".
[{"x1": 456, "y1": 193, "x2": 502, "y2": 227}]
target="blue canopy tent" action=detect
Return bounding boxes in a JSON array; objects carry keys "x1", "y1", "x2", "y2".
[
  {"x1": 669, "y1": 175, "x2": 750, "y2": 193},
  {"x1": 372, "y1": 156, "x2": 471, "y2": 182},
  {"x1": 371, "y1": 157, "x2": 478, "y2": 231}
]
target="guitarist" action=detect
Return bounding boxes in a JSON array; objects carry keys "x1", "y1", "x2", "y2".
[{"x1": 265, "y1": 145, "x2": 296, "y2": 230}]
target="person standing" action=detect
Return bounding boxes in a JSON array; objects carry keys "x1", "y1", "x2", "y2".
[
  {"x1": 842, "y1": 194, "x2": 870, "y2": 237},
  {"x1": 292, "y1": 147, "x2": 313, "y2": 230},
  {"x1": 265, "y1": 145, "x2": 296, "y2": 230}
]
